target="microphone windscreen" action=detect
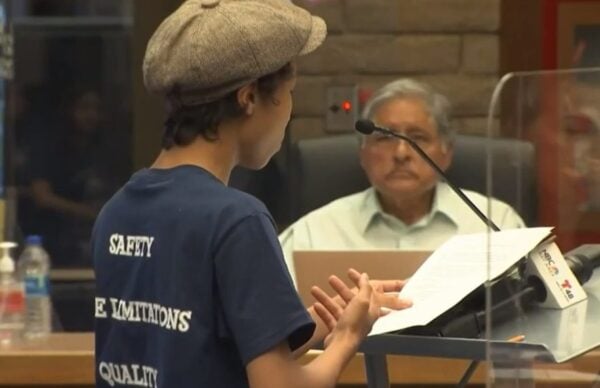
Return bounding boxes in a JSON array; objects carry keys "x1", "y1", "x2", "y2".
[
  {"x1": 565, "y1": 244, "x2": 600, "y2": 269},
  {"x1": 355, "y1": 119, "x2": 375, "y2": 135}
]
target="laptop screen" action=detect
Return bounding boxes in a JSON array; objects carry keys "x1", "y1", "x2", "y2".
[{"x1": 293, "y1": 250, "x2": 432, "y2": 307}]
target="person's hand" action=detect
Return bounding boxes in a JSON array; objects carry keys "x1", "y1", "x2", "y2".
[
  {"x1": 353, "y1": 268, "x2": 411, "y2": 311},
  {"x1": 315, "y1": 271, "x2": 377, "y2": 348},
  {"x1": 310, "y1": 268, "x2": 411, "y2": 326},
  {"x1": 310, "y1": 269, "x2": 412, "y2": 347}
]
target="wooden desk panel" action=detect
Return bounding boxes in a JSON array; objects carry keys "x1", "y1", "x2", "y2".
[
  {"x1": 0, "y1": 333, "x2": 598, "y2": 387},
  {"x1": 301, "y1": 351, "x2": 487, "y2": 385},
  {"x1": 0, "y1": 333, "x2": 94, "y2": 387}
]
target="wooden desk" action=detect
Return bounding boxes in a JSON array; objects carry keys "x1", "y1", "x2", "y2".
[
  {"x1": 0, "y1": 333, "x2": 94, "y2": 388},
  {"x1": 0, "y1": 333, "x2": 598, "y2": 387}
]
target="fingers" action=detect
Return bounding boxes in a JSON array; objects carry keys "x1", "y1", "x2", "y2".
[
  {"x1": 351, "y1": 272, "x2": 378, "y2": 324},
  {"x1": 355, "y1": 272, "x2": 373, "y2": 302},
  {"x1": 312, "y1": 270, "x2": 412, "y2": 338},
  {"x1": 376, "y1": 279, "x2": 407, "y2": 292},
  {"x1": 352, "y1": 272, "x2": 405, "y2": 321},
  {"x1": 347, "y1": 268, "x2": 407, "y2": 293},
  {"x1": 348, "y1": 269, "x2": 404, "y2": 312},
  {"x1": 311, "y1": 286, "x2": 344, "y2": 320},
  {"x1": 379, "y1": 293, "x2": 413, "y2": 310},
  {"x1": 347, "y1": 268, "x2": 362, "y2": 285},
  {"x1": 328, "y1": 275, "x2": 355, "y2": 305},
  {"x1": 397, "y1": 297, "x2": 413, "y2": 309},
  {"x1": 341, "y1": 271, "x2": 373, "y2": 310},
  {"x1": 332, "y1": 294, "x2": 347, "y2": 309},
  {"x1": 313, "y1": 302, "x2": 337, "y2": 332}
]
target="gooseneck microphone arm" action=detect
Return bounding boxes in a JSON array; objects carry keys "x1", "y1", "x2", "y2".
[
  {"x1": 355, "y1": 119, "x2": 501, "y2": 232},
  {"x1": 355, "y1": 119, "x2": 600, "y2": 387}
]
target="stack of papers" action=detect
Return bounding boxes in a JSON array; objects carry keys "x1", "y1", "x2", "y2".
[{"x1": 370, "y1": 227, "x2": 554, "y2": 335}]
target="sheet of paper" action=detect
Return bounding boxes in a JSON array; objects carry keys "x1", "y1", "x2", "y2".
[{"x1": 369, "y1": 227, "x2": 554, "y2": 335}]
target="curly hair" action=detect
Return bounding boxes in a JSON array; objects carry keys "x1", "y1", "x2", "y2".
[
  {"x1": 162, "y1": 63, "x2": 295, "y2": 149},
  {"x1": 361, "y1": 78, "x2": 454, "y2": 145}
]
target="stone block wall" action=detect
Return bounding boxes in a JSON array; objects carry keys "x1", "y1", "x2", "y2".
[{"x1": 290, "y1": 0, "x2": 501, "y2": 142}]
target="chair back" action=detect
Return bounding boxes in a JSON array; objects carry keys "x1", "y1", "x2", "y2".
[{"x1": 288, "y1": 134, "x2": 537, "y2": 226}]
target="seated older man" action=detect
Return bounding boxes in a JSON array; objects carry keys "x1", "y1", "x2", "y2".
[{"x1": 280, "y1": 78, "x2": 525, "y2": 283}]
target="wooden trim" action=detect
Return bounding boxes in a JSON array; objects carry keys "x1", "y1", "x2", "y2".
[
  {"x1": 500, "y1": 0, "x2": 543, "y2": 74},
  {"x1": 50, "y1": 269, "x2": 95, "y2": 281},
  {"x1": 542, "y1": 0, "x2": 559, "y2": 69},
  {"x1": 301, "y1": 350, "x2": 487, "y2": 385},
  {"x1": 0, "y1": 333, "x2": 94, "y2": 386},
  {"x1": 557, "y1": 2, "x2": 600, "y2": 68},
  {"x1": 1, "y1": 333, "x2": 599, "y2": 387}
]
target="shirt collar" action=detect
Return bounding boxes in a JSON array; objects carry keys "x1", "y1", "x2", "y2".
[
  {"x1": 358, "y1": 182, "x2": 461, "y2": 234},
  {"x1": 433, "y1": 182, "x2": 465, "y2": 227},
  {"x1": 357, "y1": 187, "x2": 381, "y2": 234}
]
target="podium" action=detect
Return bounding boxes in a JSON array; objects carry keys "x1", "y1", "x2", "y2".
[
  {"x1": 358, "y1": 270, "x2": 600, "y2": 387},
  {"x1": 358, "y1": 66, "x2": 600, "y2": 387}
]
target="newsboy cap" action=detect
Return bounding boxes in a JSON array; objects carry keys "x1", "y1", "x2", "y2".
[{"x1": 143, "y1": 0, "x2": 327, "y2": 106}]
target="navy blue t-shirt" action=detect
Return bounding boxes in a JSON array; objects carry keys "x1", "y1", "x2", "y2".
[{"x1": 92, "y1": 165, "x2": 315, "y2": 388}]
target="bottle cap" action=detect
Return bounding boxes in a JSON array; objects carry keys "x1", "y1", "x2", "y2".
[{"x1": 25, "y1": 235, "x2": 43, "y2": 246}]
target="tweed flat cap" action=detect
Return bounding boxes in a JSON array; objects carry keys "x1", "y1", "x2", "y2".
[{"x1": 143, "y1": 0, "x2": 327, "y2": 106}]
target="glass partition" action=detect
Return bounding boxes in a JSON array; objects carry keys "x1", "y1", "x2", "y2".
[
  {"x1": 484, "y1": 68, "x2": 600, "y2": 387},
  {"x1": 6, "y1": 0, "x2": 133, "y2": 269},
  {"x1": 0, "y1": 0, "x2": 12, "y2": 240},
  {"x1": 2, "y1": 0, "x2": 133, "y2": 332}
]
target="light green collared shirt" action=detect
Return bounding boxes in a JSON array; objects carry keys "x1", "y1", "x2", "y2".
[{"x1": 278, "y1": 182, "x2": 525, "y2": 284}]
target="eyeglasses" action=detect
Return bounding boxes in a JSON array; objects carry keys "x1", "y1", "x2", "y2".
[{"x1": 365, "y1": 130, "x2": 437, "y2": 149}]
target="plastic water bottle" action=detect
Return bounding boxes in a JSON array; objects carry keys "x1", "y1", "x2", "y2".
[
  {"x1": 17, "y1": 236, "x2": 51, "y2": 339},
  {"x1": 0, "y1": 241, "x2": 25, "y2": 345}
]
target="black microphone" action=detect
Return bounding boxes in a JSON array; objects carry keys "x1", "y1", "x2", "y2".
[
  {"x1": 443, "y1": 246, "x2": 600, "y2": 388},
  {"x1": 564, "y1": 244, "x2": 600, "y2": 285},
  {"x1": 357, "y1": 120, "x2": 600, "y2": 385},
  {"x1": 480, "y1": 243, "x2": 600, "y2": 327},
  {"x1": 359, "y1": 114, "x2": 600, "y2": 382},
  {"x1": 499, "y1": 243, "x2": 600, "y2": 319},
  {"x1": 399, "y1": 244, "x2": 600, "y2": 340},
  {"x1": 357, "y1": 117, "x2": 600, "y2": 332},
  {"x1": 355, "y1": 119, "x2": 500, "y2": 232}
]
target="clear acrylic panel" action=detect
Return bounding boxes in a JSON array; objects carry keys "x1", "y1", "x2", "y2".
[
  {"x1": 1, "y1": 0, "x2": 134, "y2": 333},
  {"x1": 6, "y1": 0, "x2": 133, "y2": 268},
  {"x1": 484, "y1": 68, "x2": 600, "y2": 387}
]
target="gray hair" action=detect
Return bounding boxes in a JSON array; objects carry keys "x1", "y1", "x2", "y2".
[{"x1": 361, "y1": 78, "x2": 455, "y2": 144}]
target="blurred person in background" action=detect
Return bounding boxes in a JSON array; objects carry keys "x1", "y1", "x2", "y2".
[
  {"x1": 23, "y1": 85, "x2": 117, "y2": 267},
  {"x1": 280, "y1": 79, "x2": 525, "y2": 284}
]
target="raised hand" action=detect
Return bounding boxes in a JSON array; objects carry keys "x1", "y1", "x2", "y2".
[{"x1": 310, "y1": 269, "x2": 412, "y2": 347}]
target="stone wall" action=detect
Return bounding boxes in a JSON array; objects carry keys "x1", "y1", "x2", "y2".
[{"x1": 290, "y1": 0, "x2": 500, "y2": 142}]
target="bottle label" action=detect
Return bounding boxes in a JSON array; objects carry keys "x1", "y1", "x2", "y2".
[
  {"x1": 0, "y1": 290, "x2": 25, "y2": 313},
  {"x1": 24, "y1": 276, "x2": 49, "y2": 296}
]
